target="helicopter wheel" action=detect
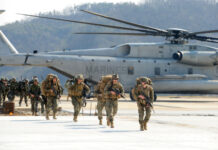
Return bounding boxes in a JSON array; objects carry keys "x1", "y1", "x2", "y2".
[
  {"x1": 154, "y1": 92, "x2": 157, "y2": 102},
  {"x1": 129, "y1": 88, "x2": 136, "y2": 101}
]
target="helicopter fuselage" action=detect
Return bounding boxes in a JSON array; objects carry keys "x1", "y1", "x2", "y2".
[{"x1": 1, "y1": 29, "x2": 218, "y2": 93}]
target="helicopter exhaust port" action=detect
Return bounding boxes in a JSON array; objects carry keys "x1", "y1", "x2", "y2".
[{"x1": 172, "y1": 51, "x2": 183, "y2": 60}]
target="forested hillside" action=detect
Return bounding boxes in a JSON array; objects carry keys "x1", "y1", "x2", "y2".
[{"x1": 0, "y1": 0, "x2": 218, "y2": 85}]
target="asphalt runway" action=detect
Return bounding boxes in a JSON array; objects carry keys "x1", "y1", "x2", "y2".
[{"x1": 0, "y1": 94, "x2": 218, "y2": 150}]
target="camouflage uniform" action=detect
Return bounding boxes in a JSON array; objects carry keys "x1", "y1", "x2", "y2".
[
  {"x1": 7, "y1": 78, "x2": 18, "y2": 101},
  {"x1": 29, "y1": 78, "x2": 41, "y2": 116},
  {"x1": 0, "y1": 78, "x2": 4, "y2": 106},
  {"x1": 42, "y1": 74, "x2": 61, "y2": 120},
  {"x1": 19, "y1": 79, "x2": 29, "y2": 107},
  {"x1": 134, "y1": 78, "x2": 154, "y2": 131},
  {"x1": 94, "y1": 81, "x2": 106, "y2": 125},
  {"x1": 1, "y1": 78, "x2": 9, "y2": 103},
  {"x1": 68, "y1": 74, "x2": 90, "y2": 122},
  {"x1": 104, "y1": 74, "x2": 124, "y2": 128}
]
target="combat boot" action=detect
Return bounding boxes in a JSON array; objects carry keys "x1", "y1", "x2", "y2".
[
  {"x1": 111, "y1": 121, "x2": 114, "y2": 128},
  {"x1": 46, "y1": 113, "x2": 49, "y2": 120},
  {"x1": 107, "y1": 119, "x2": 110, "y2": 126},
  {"x1": 140, "y1": 123, "x2": 144, "y2": 131},
  {"x1": 99, "y1": 119, "x2": 102, "y2": 125},
  {"x1": 73, "y1": 116, "x2": 78, "y2": 122},
  {"x1": 144, "y1": 122, "x2": 147, "y2": 130},
  {"x1": 35, "y1": 112, "x2": 39, "y2": 116},
  {"x1": 53, "y1": 113, "x2": 57, "y2": 119}
]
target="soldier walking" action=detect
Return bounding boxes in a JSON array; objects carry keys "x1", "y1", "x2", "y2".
[
  {"x1": 68, "y1": 74, "x2": 90, "y2": 122},
  {"x1": 19, "y1": 79, "x2": 29, "y2": 107},
  {"x1": 8, "y1": 78, "x2": 18, "y2": 101},
  {"x1": 1, "y1": 78, "x2": 9, "y2": 103},
  {"x1": 104, "y1": 74, "x2": 124, "y2": 128},
  {"x1": 29, "y1": 78, "x2": 41, "y2": 116},
  {"x1": 0, "y1": 78, "x2": 4, "y2": 106},
  {"x1": 94, "y1": 75, "x2": 112, "y2": 125},
  {"x1": 133, "y1": 77, "x2": 154, "y2": 131},
  {"x1": 42, "y1": 74, "x2": 61, "y2": 120}
]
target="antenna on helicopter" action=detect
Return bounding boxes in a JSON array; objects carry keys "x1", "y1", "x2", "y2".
[{"x1": 18, "y1": 10, "x2": 218, "y2": 44}]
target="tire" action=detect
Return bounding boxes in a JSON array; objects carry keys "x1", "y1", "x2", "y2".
[
  {"x1": 154, "y1": 92, "x2": 157, "y2": 102},
  {"x1": 130, "y1": 88, "x2": 136, "y2": 101}
]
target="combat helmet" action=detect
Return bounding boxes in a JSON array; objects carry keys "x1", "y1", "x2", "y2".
[
  {"x1": 46, "y1": 74, "x2": 54, "y2": 80},
  {"x1": 112, "y1": 74, "x2": 119, "y2": 80},
  {"x1": 33, "y1": 78, "x2": 39, "y2": 82},
  {"x1": 76, "y1": 74, "x2": 84, "y2": 80}
]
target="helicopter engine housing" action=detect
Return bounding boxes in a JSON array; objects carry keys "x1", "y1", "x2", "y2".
[{"x1": 173, "y1": 50, "x2": 218, "y2": 66}]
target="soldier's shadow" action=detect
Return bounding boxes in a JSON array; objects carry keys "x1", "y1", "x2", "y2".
[
  {"x1": 101, "y1": 130, "x2": 140, "y2": 133},
  {"x1": 65, "y1": 124, "x2": 106, "y2": 130}
]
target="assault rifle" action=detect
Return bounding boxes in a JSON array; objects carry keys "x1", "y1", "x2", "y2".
[
  {"x1": 140, "y1": 94, "x2": 155, "y2": 113},
  {"x1": 111, "y1": 88, "x2": 125, "y2": 98},
  {"x1": 51, "y1": 83, "x2": 61, "y2": 103}
]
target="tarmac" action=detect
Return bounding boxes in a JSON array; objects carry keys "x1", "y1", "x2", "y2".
[{"x1": 0, "y1": 94, "x2": 218, "y2": 150}]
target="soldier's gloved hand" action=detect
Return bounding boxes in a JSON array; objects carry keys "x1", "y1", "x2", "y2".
[
  {"x1": 138, "y1": 95, "x2": 145, "y2": 100},
  {"x1": 111, "y1": 91, "x2": 116, "y2": 95}
]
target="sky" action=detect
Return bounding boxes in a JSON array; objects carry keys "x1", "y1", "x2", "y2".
[{"x1": 0, "y1": 0, "x2": 145, "y2": 26}]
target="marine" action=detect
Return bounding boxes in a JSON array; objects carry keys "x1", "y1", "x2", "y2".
[
  {"x1": 104, "y1": 74, "x2": 124, "y2": 128},
  {"x1": 19, "y1": 79, "x2": 29, "y2": 107},
  {"x1": 68, "y1": 74, "x2": 90, "y2": 122},
  {"x1": 133, "y1": 77, "x2": 154, "y2": 131},
  {"x1": 94, "y1": 75, "x2": 112, "y2": 125},
  {"x1": 7, "y1": 78, "x2": 18, "y2": 101},
  {"x1": 42, "y1": 74, "x2": 61, "y2": 120},
  {"x1": 29, "y1": 78, "x2": 41, "y2": 116},
  {"x1": 0, "y1": 78, "x2": 9, "y2": 105}
]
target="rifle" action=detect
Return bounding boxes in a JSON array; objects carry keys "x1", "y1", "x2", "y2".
[
  {"x1": 111, "y1": 88, "x2": 125, "y2": 98},
  {"x1": 51, "y1": 82, "x2": 61, "y2": 104},
  {"x1": 31, "y1": 86, "x2": 42, "y2": 102},
  {"x1": 140, "y1": 94, "x2": 155, "y2": 113}
]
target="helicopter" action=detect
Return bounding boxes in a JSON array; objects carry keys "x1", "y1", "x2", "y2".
[{"x1": 1, "y1": 10, "x2": 218, "y2": 100}]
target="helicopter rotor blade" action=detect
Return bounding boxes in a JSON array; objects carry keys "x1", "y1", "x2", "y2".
[
  {"x1": 190, "y1": 30, "x2": 218, "y2": 35},
  {"x1": 190, "y1": 35, "x2": 218, "y2": 41},
  {"x1": 197, "y1": 39, "x2": 218, "y2": 43},
  {"x1": 74, "y1": 32, "x2": 157, "y2": 36},
  {"x1": 191, "y1": 37, "x2": 218, "y2": 43},
  {"x1": 80, "y1": 9, "x2": 167, "y2": 33},
  {"x1": 17, "y1": 13, "x2": 160, "y2": 34}
]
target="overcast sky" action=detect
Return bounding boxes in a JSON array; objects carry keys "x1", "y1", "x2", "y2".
[{"x1": 0, "y1": 0, "x2": 145, "y2": 26}]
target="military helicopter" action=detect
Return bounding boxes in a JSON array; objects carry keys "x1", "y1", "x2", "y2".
[{"x1": 1, "y1": 10, "x2": 218, "y2": 99}]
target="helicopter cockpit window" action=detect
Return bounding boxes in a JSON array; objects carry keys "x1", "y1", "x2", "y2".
[
  {"x1": 155, "y1": 67, "x2": 160, "y2": 75},
  {"x1": 128, "y1": 66, "x2": 134, "y2": 75}
]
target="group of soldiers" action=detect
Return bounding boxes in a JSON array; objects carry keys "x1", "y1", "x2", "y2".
[
  {"x1": 0, "y1": 75, "x2": 63, "y2": 119},
  {"x1": 0, "y1": 77, "x2": 30, "y2": 107},
  {"x1": 66, "y1": 73, "x2": 154, "y2": 131},
  {"x1": 1, "y1": 73, "x2": 154, "y2": 131},
  {"x1": 93, "y1": 74, "x2": 154, "y2": 131}
]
